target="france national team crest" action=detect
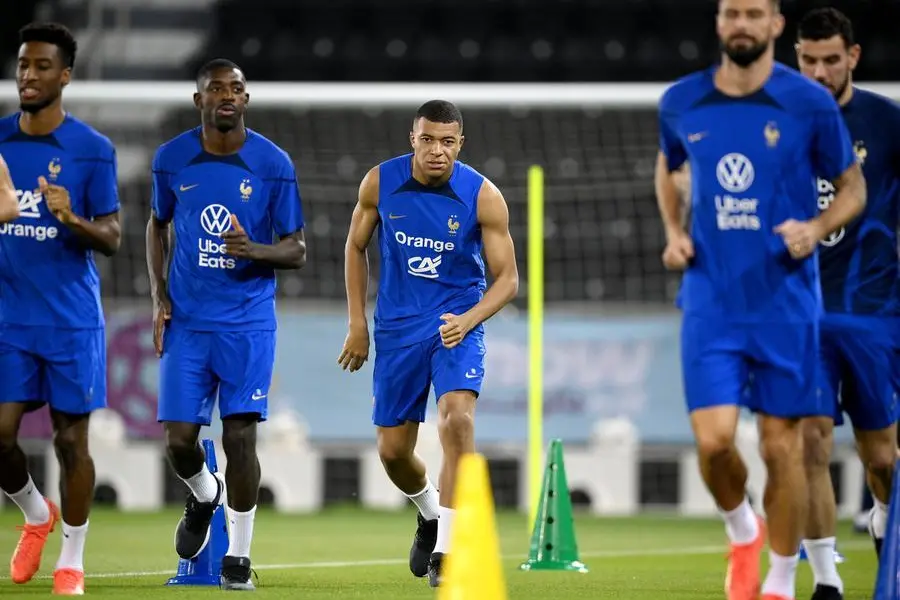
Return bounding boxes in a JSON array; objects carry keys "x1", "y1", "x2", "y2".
[
  {"x1": 764, "y1": 121, "x2": 780, "y2": 148},
  {"x1": 853, "y1": 141, "x2": 867, "y2": 166},
  {"x1": 240, "y1": 178, "x2": 252, "y2": 202},
  {"x1": 48, "y1": 158, "x2": 62, "y2": 181}
]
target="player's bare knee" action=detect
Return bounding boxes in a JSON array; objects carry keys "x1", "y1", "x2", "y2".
[
  {"x1": 801, "y1": 417, "x2": 833, "y2": 471},
  {"x1": 377, "y1": 434, "x2": 414, "y2": 467},
  {"x1": 52, "y1": 425, "x2": 89, "y2": 471},
  {"x1": 164, "y1": 424, "x2": 199, "y2": 459},
  {"x1": 760, "y1": 429, "x2": 802, "y2": 471},
  {"x1": 0, "y1": 421, "x2": 17, "y2": 455},
  {"x1": 437, "y1": 409, "x2": 474, "y2": 449},
  {"x1": 694, "y1": 430, "x2": 735, "y2": 463}
]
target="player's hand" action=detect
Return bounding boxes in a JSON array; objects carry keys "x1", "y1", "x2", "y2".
[
  {"x1": 222, "y1": 215, "x2": 256, "y2": 259},
  {"x1": 38, "y1": 176, "x2": 75, "y2": 224},
  {"x1": 0, "y1": 155, "x2": 18, "y2": 222},
  {"x1": 0, "y1": 153, "x2": 14, "y2": 192},
  {"x1": 662, "y1": 230, "x2": 694, "y2": 271},
  {"x1": 774, "y1": 219, "x2": 821, "y2": 259},
  {"x1": 439, "y1": 313, "x2": 474, "y2": 349},
  {"x1": 153, "y1": 294, "x2": 172, "y2": 358},
  {"x1": 338, "y1": 324, "x2": 369, "y2": 372}
]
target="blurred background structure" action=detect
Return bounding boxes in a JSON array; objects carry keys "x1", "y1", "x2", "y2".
[{"x1": 0, "y1": 0, "x2": 895, "y2": 517}]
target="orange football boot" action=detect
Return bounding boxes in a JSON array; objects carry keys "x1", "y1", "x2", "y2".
[
  {"x1": 724, "y1": 515, "x2": 767, "y2": 600},
  {"x1": 9, "y1": 498, "x2": 60, "y2": 584},
  {"x1": 52, "y1": 568, "x2": 85, "y2": 595}
]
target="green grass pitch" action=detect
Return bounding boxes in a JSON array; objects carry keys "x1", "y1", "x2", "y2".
[{"x1": 0, "y1": 506, "x2": 880, "y2": 598}]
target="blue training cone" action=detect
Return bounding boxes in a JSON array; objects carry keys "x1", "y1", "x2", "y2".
[
  {"x1": 166, "y1": 438, "x2": 229, "y2": 586},
  {"x1": 873, "y1": 459, "x2": 900, "y2": 599}
]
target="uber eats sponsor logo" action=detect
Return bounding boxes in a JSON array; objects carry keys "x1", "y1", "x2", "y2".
[
  {"x1": 715, "y1": 153, "x2": 761, "y2": 231},
  {"x1": 198, "y1": 204, "x2": 235, "y2": 269}
]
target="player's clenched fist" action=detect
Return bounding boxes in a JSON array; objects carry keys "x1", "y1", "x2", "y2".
[
  {"x1": 153, "y1": 294, "x2": 172, "y2": 357},
  {"x1": 338, "y1": 324, "x2": 370, "y2": 372},
  {"x1": 0, "y1": 154, "x2": 19, "y2": 222},
  {"x1": 662, "y1": 230, "x2": 694, "y2": 271},
  {"x1": 438, "y1": 313, "x2": 473, "y2": 349},
  {"x1": 222, "y1": 214, "x2": 256, "y2": 258},
  {"x1": 775, "y1": 219, "x2": 823, "y2": 259},
  {"x1": 38, "y1": 175, "x2": 74, "y2": 224}
]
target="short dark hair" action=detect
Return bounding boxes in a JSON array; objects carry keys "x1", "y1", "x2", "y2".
[
  {"x1": 19, "y1": 23, "x2": 77, "y2": 69},
  {"x1": 414, "y1": 100, "x2": 463, "y2": 132},
  {"x1": 797, "y1": 7, "x2": 855, "y2": 47},
  {"x1": 196, "y1": 58, "x2": 244, "y2": 87}
]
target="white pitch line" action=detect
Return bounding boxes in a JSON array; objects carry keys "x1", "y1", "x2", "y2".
[{"x1": 37, "y1": 540, "x2": 874, "y2": 580}]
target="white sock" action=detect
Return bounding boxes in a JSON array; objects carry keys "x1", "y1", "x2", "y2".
[
  {"x1": 873, "y1": 500, "x2": 888, "y2": 539},
  {"x1": 720, "y1": 497, "x2": 759, "y2": 545},
  {"x1": 435, "y1": 506, "x2": 454, "y2": 554},
  {"x1": 181, "y1": 464, "x2": 219, "y2": 503},
  {"x1": 56, "y1": 521, "x2": 88, "y2": 572},
  {"x1": 5, "y1": 476, "x2": 51, "y2": 525},
  {"x1": 802, "y1": 537, "x2": 843, "y2": 591},
  {"x1": 226, "y1": 506, "x2": 256, "y2": 559},
  {"x1": 405, "y1": 479, "x2": 440, "y2": 521},
  {"x1": 761, "y1": 551, "x2": 799, "y2": 598}
]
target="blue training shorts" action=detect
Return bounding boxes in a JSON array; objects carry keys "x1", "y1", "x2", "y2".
[
  {"x1": 680, "y1": 314, "x2": 827, "y2": 418},
  {"x1": 157, "y1": 322, "x2": 275, "y2": 425},
  {"x1": 0, "y1": 324, "x2": 107, "y2": 414},
  {"x1": 818, "y1": 314, "x2": 899, "y2": 431},
  {"x1": 372, "y1": 331, "x2": 485, "y2": 427}
]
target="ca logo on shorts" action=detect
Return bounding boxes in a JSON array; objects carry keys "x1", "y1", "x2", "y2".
[
  {"x1": 716, "y1": 153, "x2": 755, "y2": 193},
  {"x1": 200, "y1": 204, "x2": 233, "y2": 236}
]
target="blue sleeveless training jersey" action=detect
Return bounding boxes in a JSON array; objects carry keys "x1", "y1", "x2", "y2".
[
  {"x1": 816, "y1": 87, "x2": 900, "y2": 316},
  {"x1": 658, "y1": 62, "x2": 856, "y2": 323},
  {"x1": 374, "y1": 154, "x2": 487, "y2": 350},
  {"x1": 0, "y1": 113, "x2": 119, "y2": 329}
]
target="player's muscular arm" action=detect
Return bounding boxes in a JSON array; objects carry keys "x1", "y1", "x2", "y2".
[
  {"x1": 224, "y1": 220, "x2": 306, "y2": 269},
  {"x1": 146, "y1": 215, "x2": 172, "y2": 302},
  {"x1": 459, "y1": 181, "x2": 519, "y2": 323},
  {"x1": 346, "y1": 167, "x2": 380, "y2": 329},
  {"x1": 655, "y1": 151, "x2": 694, "y2": 270},
  {"x1": 338, "y1": 167, "x2": 380, "y2": 372},
  {"x1": 814, "y1": 162, "x2": 867, "y2": 237}
]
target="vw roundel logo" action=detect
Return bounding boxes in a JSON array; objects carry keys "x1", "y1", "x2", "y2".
[
  {"x1": 716, "y1": 153, "x2": 755, "y2": 193},
  {"x1": 200, "y1": 204, "x2": 232, "y2": 236}
]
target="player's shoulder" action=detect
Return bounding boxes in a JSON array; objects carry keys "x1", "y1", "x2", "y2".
[
  {"x1": 153, "y1": 126, "x2": 201, "y2": 170},
  {"x1": 659, "y1": 68, "x2": 714, "y2": 114},
  {"x1": 244, "y1": 129, "x2": 294, "y2": 174},
  {"x1": 60, "y1": 115, "x2": 116, "y2": 158},
  {"x1": 767, "y1": 63, "x2": 837, "y2": 113},
  {"x1": 851, "y1": 87, "x2": 900, "y2": 118}
]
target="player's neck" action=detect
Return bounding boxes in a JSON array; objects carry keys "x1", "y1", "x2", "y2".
[
  {"x1": 411, "y1": 162, "x2": 454, "y2": 187},
  {"x1": 201, "y1": 123, "x2": 247, "y2": 155},
  {"x1": 18, "y1": 103, "x2": 66, "y2": 136},
  {"x1": 837, "y1": 82, "x2": 854, "y2": 107},
  {"x1": 716, "y1": 52, "x2": 774, "y2": 96}
]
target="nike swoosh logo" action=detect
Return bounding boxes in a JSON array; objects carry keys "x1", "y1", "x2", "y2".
[
  {"x1": 251, "y1": 393, "x2": 266, "y2": 401},
  {"x1": 388, "y1": 213, "x2": 406, "y2": 219},
  {"x1": 179, "y1": 184, "x2": 199, "y2": 192},
  {"x1": 687, "y1": 132, "x2": 707, "y2": 143},
  {"x1": 465, "y1": 373, "x2": 478, "y2": 379}
]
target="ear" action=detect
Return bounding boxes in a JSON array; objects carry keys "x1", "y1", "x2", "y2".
[
  {"x1": 193, "y1": 92, "x2": 202, "y2": 110},
  {"x1": 409, "y1": 131, "x2": 415, "y2": 149},
  {"x1": 60, "y1": 68, "x2": 71, "y2": 88},
  {"x1": 772, "y1": 13, "x2": 785, "y2": 38},
  {"x1": 848, "y1": 43, "x2": 861, "y2": 71},
  {"x1": 458, "y1": 135, "x2": 465, "y2": 150},
  {"x1": 244, "y1": 92, "x2": 250, "y2": 106}
]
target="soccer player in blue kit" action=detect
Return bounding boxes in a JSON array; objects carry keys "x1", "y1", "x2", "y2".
[
  {"x1": 794, "y1": 9, "x2": 900, "y2": 600},
  {"x1": 338, "y1": 100, "x2": 519, "y2": 587},
  {"x1": 146, "y1": 58, "x2": 306, "y2": 590},
  {"x1": 655, "y1": 1, "x2": 867, "y2": 599},
  {"x1": 0, "y1": 23, "x2": 121, "y2": 596}
]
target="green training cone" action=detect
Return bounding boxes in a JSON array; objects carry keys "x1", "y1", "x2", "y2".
[{"x1": 519, "y1": 439, "x2": 589, "y2": 573}]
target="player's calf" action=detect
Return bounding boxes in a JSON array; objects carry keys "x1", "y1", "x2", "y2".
[
  {"x1": 800, "y1": 417, "x2": 843, "y2": 597},
  {"x1": 376, "y1": 424, "x2": 440, "y2": 577},
  {"x1": 759, "y1": 416, "x2": 807, "y2": 600},
  {"x1": 856, "y1": 425, "x2": 898, "y2": 556},
  {"x1": 164, "y1": 422, "x2": 226, "y2": 560},
  {"x1": 222, "y1": 417, "x2": 261, "y2": 574}
]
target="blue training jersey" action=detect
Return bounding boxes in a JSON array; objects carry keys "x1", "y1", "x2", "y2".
[
  {"x1": 816, "y1": 87, "x2": 900, "y2": 316},
  {"x1": 151, "y1": 127, "x2": 304, "y2": 331},
  {"x1": 0, "y1": 113, "x2": 119, "y2": 329},
  {"x1": 374, "y1": 154, "x2": 487, "y2": 350},
  {"x1": 658, "y1": 62, "x2": 856, "y2": 322}
]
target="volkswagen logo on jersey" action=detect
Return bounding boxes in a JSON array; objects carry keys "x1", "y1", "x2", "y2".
[
  {"x1": 198, "y1": 204, "x2": 236, "y2": 270},
  {"x1": 200, "y1": 204, "x2": 233, "y2": 236},
  {"x1": 716, "y1": 153, "x2": 755, "y2": 193}
]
